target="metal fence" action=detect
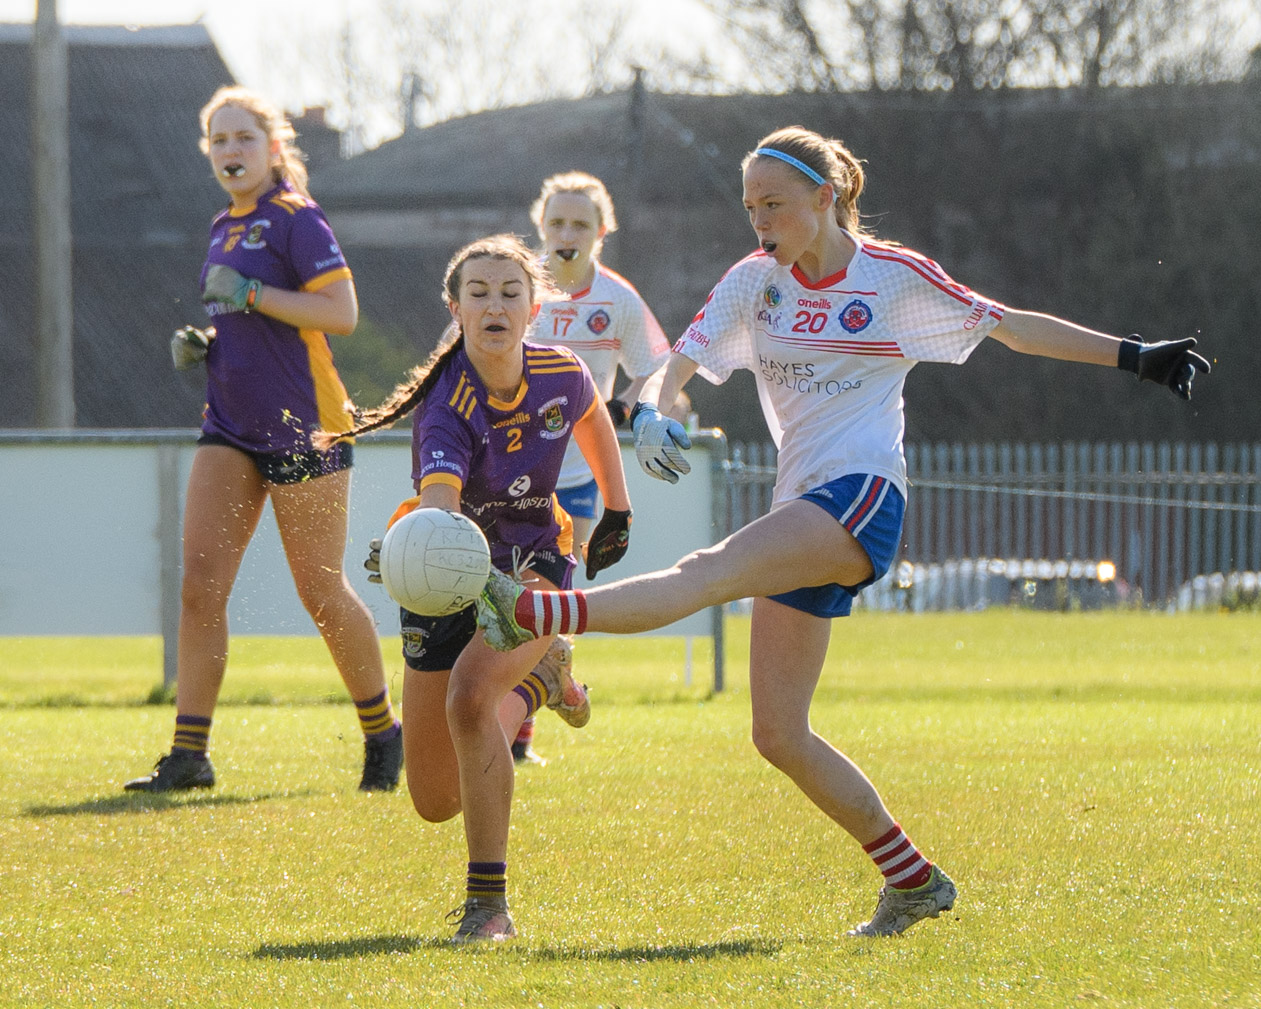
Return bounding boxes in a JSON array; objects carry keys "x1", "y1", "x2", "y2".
[{"x1": 726, "y1": 442, "x2": 1261, "y2": 608}]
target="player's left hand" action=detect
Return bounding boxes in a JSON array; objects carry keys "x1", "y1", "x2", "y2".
[
  {"x1": 605, "y1": 398, "x2": 630, "y2": 428},
  {"x1": 1117, "y1": 334, "x2": 1211, "y2": 400},
  {"x1": 170, "y1": 325, "x2": 212, "y2": 370},
  {"x1": 630, "y1": 403, "x2": 691, "y2": 483},
  {"x1": 364, "y1": 537, "x2": 383, "y2": 584},
  {"x1": 202, "y1": 264, "x2": 263, "y2": 313},
  {"x1": 583, "y1": 508, "x2": 632, "y2": 579}
]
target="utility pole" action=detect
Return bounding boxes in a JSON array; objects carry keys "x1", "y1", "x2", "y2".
[
  {"x1": 611, "y1": 65, "x2": 646, "y2": 274},
  {"x1": 32, "y1": 0, "x2": 75, "y2": 428}
]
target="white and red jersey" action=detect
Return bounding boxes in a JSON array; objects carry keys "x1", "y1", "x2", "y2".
[
  {"x1": 676, "y1": 234, "x2": 1005, "y2": 504},
  {"x1": 532, "y1": 261, "x2": 670, "y2": 490}
]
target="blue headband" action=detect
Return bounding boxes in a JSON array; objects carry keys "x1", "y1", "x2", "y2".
[{"x1": 754, "y1": 147, "x2": 827, "y2": 187}]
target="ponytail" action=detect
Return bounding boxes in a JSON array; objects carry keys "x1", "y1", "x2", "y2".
[{"x1": 312, "y1": 328, "x2": 463, "y2": 451}]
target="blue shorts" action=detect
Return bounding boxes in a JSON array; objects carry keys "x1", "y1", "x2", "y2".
[
  {"x1": 769, "y1": 474, "x2": 905, "y2": 619},
  {"x1": 401, "y1": 547, "x2": 575, "y2": 672},
  {"x1": 555, "y1": 479, "x2": 599, "y2": 520}
]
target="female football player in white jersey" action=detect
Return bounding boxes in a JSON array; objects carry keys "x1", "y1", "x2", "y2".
[
  {"x1": 476, "y1": 125, "x2": 1209, "y2": 937},
  {"x1": 510, "y1": 172, "x2": 671, "y2": 764}
]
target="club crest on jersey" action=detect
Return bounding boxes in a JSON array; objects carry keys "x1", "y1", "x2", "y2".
[
  {"x1": 586, "y1": 309, "x2": 611, "y2": 334},
  {"x1": 839, "y1": 299, "x2": 873, "y2": 333},
  {"x1": 764, "y1": 286, "x2": 782, "y2": 308},
  {"x1": 537, "y1": 396, "x2": 571, "y2": 440},
  {"x1": 241, "y1": 219, "x2": 271, "y2": 250}
]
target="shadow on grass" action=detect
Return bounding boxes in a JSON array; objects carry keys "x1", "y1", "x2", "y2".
[
  {"x1": 532, "y1": 938, "x2": 782, "y2": 962},
  {"x1": 24, "y1": 790, "x2": 316, "y2": 817},
  {"x1": 253, "y1": 935, "x2": 435, "y2": 960},
  {"x1": 251, "y1": 935, "x2": 779, "y2": 962}
]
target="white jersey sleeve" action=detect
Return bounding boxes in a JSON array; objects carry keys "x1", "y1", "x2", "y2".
[
  {"x1": 672, "y1": 252, "x2": 767, "y2": 384},
  {"x1": 604, "y1": 266, "x2": 670, "y2": 379},
  {"x1": 860, "y1": 242, "x2": 1004, "y2": 365}
]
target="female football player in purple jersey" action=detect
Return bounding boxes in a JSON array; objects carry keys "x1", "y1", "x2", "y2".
[
  {"x1": 476, "y1": 125, "x2": 1210, "y2": 938},
  {"x1": 124, "y1": 88, "x2": 403, "y2": 795},
  {"x1": 323, "y1": 234, "x2": 633, "y2": 943}
]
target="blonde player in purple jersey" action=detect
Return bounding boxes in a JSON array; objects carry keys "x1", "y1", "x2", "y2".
[
  {"x1": 508, "y1": 172, "x2": 672, "y2": 763},
  {"x1": 124, "y1": 87, "x2": 403, "y2": 794},
  {"x1": 476, "y1": 126, "x2": 1210, "y2": 938},
  {"x1": 321, "y1": 235, "x2": 633, "y2": 943}
]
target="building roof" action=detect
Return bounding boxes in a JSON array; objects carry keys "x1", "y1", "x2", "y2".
[{"x1": 0, "y1": 22, "x2": 235, "y2": 427}]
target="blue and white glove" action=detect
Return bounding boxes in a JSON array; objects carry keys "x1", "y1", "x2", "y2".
[
  {"x1": 170, "y1": 325, "x2": 213, "y2": 370},
  {"x1": 630, "y1": 402, "x2": 691, "y2": 484}
]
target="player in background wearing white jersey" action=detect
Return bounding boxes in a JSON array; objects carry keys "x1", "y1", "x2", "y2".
[
  {"x1": 477, "y1": 126, "x2": 1209, "y2": 937},
  {"x1": 508, "y1": 172, "x2": 672, "y2": 764}
]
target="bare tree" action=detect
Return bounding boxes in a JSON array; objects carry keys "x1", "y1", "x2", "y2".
[{"x1": 702, "y1": 0, "x2": 1256, "y2": 91}]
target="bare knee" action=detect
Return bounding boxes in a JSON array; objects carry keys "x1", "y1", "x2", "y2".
[
  {"x1": 446, "y1": 675, "x2": 501, "y2": 739},
  {"x1": 294, "y1": 575, "x2": 352, "y2": 626},
  {"x1": 410, "y1": 789, "x2": 460, "y2": 823},
  {"x1": 180, "y1": 564, "x2": 232, "y2": 621},
  {"x1": 751, "y1": 713, "x2": 810, "y2": 771}
]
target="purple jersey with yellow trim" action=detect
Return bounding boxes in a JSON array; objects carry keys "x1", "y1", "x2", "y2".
[
  {"x1": 412, "y1": 342, "x2": 597, "y2": 571},
  {"x1": 198, "y1": 181, "x2": 354, "y2": 454}
]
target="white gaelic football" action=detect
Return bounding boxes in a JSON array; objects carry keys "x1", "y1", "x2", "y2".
[{"x1": 379, "y1": 508, "x2": 492, "y2": 616}]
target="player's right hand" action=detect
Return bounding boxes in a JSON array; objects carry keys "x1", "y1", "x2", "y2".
[
  {"x1": 365, "y1": 537, "x2": 383, "y2": 584},
  {"x1": 630, "y1": 402, "x2": 691, "y2": 484},
  {"x1": 170, "y1": 325, "x2": 212, "y2": 370},
  {"x1": 1117, "y1": 334, "x2": 1210, "y2": 400}
]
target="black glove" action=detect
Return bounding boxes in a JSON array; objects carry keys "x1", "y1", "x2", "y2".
[
  {"x1": 584, "y1": 508, "x2": 632, "y2": 580},
  {"x1": 605, "y1": 398, "x2": 630, "y2": 428},
  {"x1": 1117, "y1": 334, "x2": 1210, "y2": 401},
  {"x1": 364, "y1": 537, "x2": 383, "y2": 584},
  {"x1": 170, "y1": 326, "x2": 212, "y2": 370}
]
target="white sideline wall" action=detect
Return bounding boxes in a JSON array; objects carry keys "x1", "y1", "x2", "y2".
[{"x1": 0, "y1": 430, "x2": 728, "y2": 685}]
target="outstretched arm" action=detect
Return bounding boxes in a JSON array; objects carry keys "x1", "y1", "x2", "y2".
[
  {"x1": 990, "y1": 308, "x2": 1209, "y2": 399},
  {"x1": 989, "y1": 309, "x2": 1121, "y2": 365}
]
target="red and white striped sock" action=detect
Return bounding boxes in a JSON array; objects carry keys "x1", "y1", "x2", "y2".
[
  {"x1": 514, "y1": 588, "x2": 587, "y2": 638},
  {"x1": 863, "y1": 823, "x2": 933, "y2": 890}
]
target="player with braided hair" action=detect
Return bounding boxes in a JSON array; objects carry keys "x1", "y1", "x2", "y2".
[
  {"x1": 321, "y1": 234, "x2": 633, "y2": 943},
  {"x1": 476, "y1": 125, "x2": 1210, "y2": 938}
]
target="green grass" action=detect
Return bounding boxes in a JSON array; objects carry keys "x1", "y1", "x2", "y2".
[{"x1": 1, "y1": 613, "x2": 1258, "y2": 1008}]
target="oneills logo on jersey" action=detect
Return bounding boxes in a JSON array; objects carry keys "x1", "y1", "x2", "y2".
[
  {"x1": 537, "y1": 396, "x2": 571, "y2": 440},
  {"x1": 508, "y1": 475, "x2": 532, "y2": 498},
  {"x1": 839, "y1": 299, "x2": 873, "y2": 333},
  {"x1": 242, "y1": 219, "x2": 271, "y2": 250},
  {"x1": 448, "y1": 373, "x2": 478, "y2": 419},
  {"x1": 586, "y1": 309, "x2": 611, "y2": 334},
  {"x1": 525, "y1": 347, "x2": 582, "y2": 375},
  {"x1": 492, "y1": 411, "x2": 531, "y2": 429},
  {"x1": 764, "y1": 286, "x2": 782, "y2": 307}
]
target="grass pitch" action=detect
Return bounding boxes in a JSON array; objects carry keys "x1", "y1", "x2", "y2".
[{"x1": 1, "y1": 612, "x2": 1258, "y2": 1008}]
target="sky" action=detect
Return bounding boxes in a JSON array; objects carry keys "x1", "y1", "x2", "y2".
[
  {"x1": 6, "y1": 0, "x2": 1260, "y2": 149},
  {"x1": 5, "y1": 0, "x2": 733, "y2": 147}
]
